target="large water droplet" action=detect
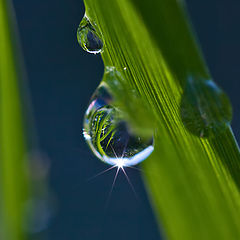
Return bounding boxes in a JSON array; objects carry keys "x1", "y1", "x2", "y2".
[
  {"x1": 77, "y1": 15, "x2": 103, "y2": 54},
  {"x1": 180, "y1": 77, "x2": 232, "y2": 138},
  {"x1": 83, "y1": 84, "x2": 154, "y2": 166}
]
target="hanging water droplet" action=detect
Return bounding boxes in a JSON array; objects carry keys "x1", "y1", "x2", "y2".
[
  {"x1": 83, "y1": 84, "x2": 154, "y2": 167},
  {"x1": 180, "y1": 77, "x2": 232, "y2": 138},
  {"x1": 77, "y1": 15, "x2": 103, "y2": 54}
]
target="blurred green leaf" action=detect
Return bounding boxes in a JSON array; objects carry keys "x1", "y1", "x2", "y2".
[{"x1": 0, "y1": 1, "x2": 29, "y2": 239}]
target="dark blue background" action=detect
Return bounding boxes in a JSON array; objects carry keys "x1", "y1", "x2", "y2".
[{"x1": 12, "y1": 0, "x2": 240, "y2": 240}]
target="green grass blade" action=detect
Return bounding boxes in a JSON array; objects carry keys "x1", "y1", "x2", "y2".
[
  {"x1": 83, "y1": 0, "x2": 240, "y2": 239},
  {"x1": 0, "y1": 1, "x2": 29, "y2": 239}
]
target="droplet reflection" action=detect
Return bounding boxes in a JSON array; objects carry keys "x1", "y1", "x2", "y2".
[{"x1": 83, "y1": 84, "x2": 154, "y2": 166}]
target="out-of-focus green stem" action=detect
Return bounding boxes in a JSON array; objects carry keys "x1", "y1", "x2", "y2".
[{"x1": 0, "y1": 1, "x2": 29, "y2": 239}]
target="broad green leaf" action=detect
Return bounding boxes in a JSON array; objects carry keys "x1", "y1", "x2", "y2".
[{"x1": 83, "y1": 0, "x2": 240, "y2": 239}]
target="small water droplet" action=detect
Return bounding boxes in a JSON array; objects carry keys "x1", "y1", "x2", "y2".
[
  {"x1": 77, "y1": 15, "x2": 103, "y2": 54},
  {"x1": 180, "y1": 77, "x2": 232, "y2": 138},
  {"x1": 24, "y1": 198, "x2": 53, "y2": 234},
  {"x1": 83, "y1": 85, "x2": 154, "y2": 166}
]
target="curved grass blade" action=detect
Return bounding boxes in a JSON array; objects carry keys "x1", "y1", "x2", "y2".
[
  {"x1": 0, "y1": 1, "x2": 30, "y2": 239},
  {"x1": 83, "y1": 0, "x2": 240, "y2": 239}
]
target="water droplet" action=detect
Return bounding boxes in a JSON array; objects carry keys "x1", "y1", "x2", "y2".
[
  {"x1": 180, "y1": 77, "x2": 232, "y2": 138},
  {"x1": 83, "y1": 84, "x2": 154, "y2": 166},
  {"x1": 77, "y1": 15, "x2": 103, "y2": 54},
  {"x1": 24, "y1": 198, "x2": 53, "y2": 234}
]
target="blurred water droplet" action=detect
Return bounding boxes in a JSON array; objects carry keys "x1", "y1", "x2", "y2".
[
  {"x1": 77, "y1": 15, "x2": 103, "y2": 54},
  {"x1": 83, "y1": 84, "x2": 154, "y2": 167},
  {"x1": 24, "y1": 198, "x2": 53, "y2": 234},
  {"x1": 23, "y1": 151, "x2": 54, "y2": 235},
  {"x1": 180, "y1": 77, "x2": 232, "y2": 138}
]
